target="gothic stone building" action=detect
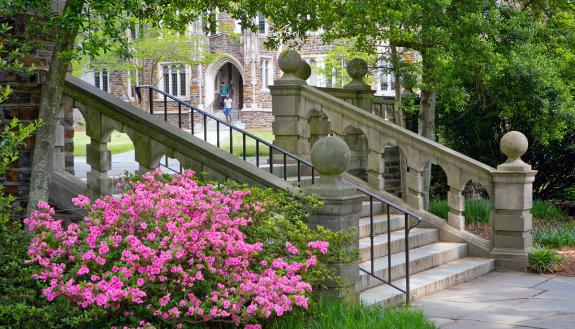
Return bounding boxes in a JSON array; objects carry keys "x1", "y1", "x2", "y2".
[{"x1": 80, "y1": 13, "x2": 397, "y2": 129}]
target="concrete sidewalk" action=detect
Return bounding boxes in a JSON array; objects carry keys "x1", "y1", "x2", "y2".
[{"x1": 413, "y1": 272, "x2": 575, "y2": 329}]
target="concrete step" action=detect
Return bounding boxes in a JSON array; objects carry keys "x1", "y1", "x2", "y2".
[
  {"x1": 360, "y1": 200, "x2": 385, "y2": 217},
  {"x1": 357, "y1": 242, "x2": 467, "y2": 291},
  {"x1": 360, "y1": 257, "x2": 495, "y2": 307},
  {"x1": 359, "y1": 228, "x2": 439, "y2": 262},
  {"x1": 358, "y1": 214, "x2": 405, "y2": 239}
]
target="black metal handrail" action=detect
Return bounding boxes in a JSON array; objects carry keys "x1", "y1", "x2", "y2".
[{"x1": 135, "y1": 85, "x2": 421, "y2": 304}]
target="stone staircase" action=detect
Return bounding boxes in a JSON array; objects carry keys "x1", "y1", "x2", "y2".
[{"x1": 355, "y1": 200, "x2": 494, "y2": 306}]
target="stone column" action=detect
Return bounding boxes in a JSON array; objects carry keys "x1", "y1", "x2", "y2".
[
  {"x1": 447, "y1": 187, "x2": 465, "y2": 229},
  {"x1": 86, "y1": 139, "x2": 112, "y2": 195},
  {"x1": 304, "y1": 136, "x2": 363, "y2": 301},
  {"x1": 270, "y1": 50, "x2": 311, "y2": 159},
  {"x1": 367, "y1": 150, "x2": 385, "y2": 190},
  {"x1": 405, "y1": 167, "x2": 425, "y2": 210},
  {"x1": 344, "y1": 58, "x2": 375, "y2": 112},
  {"x1": 490, "y1": 131, "x2": 536, "y2": 271}
]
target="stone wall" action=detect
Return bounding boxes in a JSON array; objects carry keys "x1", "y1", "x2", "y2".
[{"x1": 240, "y1": 109, "x2": 274, "y2": 129}]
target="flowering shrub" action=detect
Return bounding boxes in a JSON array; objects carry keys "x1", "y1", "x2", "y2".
[{"x1": 25, "y1": 170, "x2": 329, "y2": 328}]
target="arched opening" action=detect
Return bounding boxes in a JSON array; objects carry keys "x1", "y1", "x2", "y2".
[
  {"x1": 205, "y1": 56, "x2": 245, "y2": 116},
  {"x1": 463, "y1": 180, "x2": 492, "y2": 240},
  {"x1": 427, "y1": 163, "x2": 449, "y2": 217},
  {"x1": 107, "y1": 130, "x2": 137, "y2": 180},
  {"x1": 72, "y1": 108, "x2": 90, "y2": 180},
  {"x1": 343, "y1": 126, "x2": 368, "y2": 182}
]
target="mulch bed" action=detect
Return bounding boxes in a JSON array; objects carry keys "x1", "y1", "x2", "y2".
[
  {"x1": 556, "y1": 248, "x2": 575, "y2": 276},
  {"x1": 466, "y1": 222, "x2": 492, "y2": 240}
]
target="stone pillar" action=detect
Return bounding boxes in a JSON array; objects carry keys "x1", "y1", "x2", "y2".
[
  {"x1": 270, "y1": 50, "x2": 311, "y2": 158},
  {"x1": 405, "y1": 167, "x2": 424, "y2": 210},
  {"x1": 344, "y1": 58, "x2": 375, "y2": 112},
  {"x1": 367, "y1": 150, "x2": 385, "y2": 190},
  {"x1": 490, "y1": 131, "x2": 536, "y2": 271},
  {"x1": 447, "y1": 187, "x2": 465, "y2": 229},
  {"x1": 304, "y1": 136, "x2": 362, "y2": 301},
  {"x1": 86, "y1": 139, "x2": 112, "y2": 195}
]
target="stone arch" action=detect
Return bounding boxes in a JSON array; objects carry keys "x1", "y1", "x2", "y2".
[{"x1": 204, "y1": 54, "x2": 246, "y2": 110}]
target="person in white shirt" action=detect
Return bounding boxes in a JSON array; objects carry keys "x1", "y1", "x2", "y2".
[{"x1": 223, "y1": 95, "x2": 233, "y2": 122}]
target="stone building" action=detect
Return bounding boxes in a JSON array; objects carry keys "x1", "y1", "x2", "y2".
[{"x1": 79, "y1": 13, "x2": 398, "y2": 128}]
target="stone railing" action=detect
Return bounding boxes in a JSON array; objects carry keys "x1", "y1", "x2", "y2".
[
  {"x1": 50, "y1": 75, "x2": 293, "y2": 208},
  {"x1": 271, "y1": 50, "x2": 536, "y2": 270}
]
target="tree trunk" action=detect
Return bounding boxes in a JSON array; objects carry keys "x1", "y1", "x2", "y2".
[
  {"x1": 26, "y1": 0, "x2": 83, "y2": 215},
  {"x1": 418, "y1": 53, "x2": 437, "y2": 210},
  {"x1": 390, "y1": 45, "x2": 408, "y2": 198}
]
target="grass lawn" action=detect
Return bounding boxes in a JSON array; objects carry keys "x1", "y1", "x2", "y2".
[
  {"x1": 217, "y1": 129, "x2": 274, "y2": 157},
  {"x1": 73, "y1": 131, "x2": 135, "y2": 156},
  {"x1": 269, "y1": 297, "x2": 437, "y2": 329}
]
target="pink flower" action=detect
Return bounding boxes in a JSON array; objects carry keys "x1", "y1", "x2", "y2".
[
  {"x1": 285, "y1": 242, "x2": 300, "y2": 255},
  {"x1": 77, "y1": 265, "x2": 89, "y2": 275},
  {"x1": 307, "y1": 241, "x2": 329, "y2": 255}
]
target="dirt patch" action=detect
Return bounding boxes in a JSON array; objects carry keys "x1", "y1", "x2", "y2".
[
  {"x1": 556, "y1": 248, "x2": 575, "y2": 276},
  {"x1": 466, "y1": 222, "x2": 492, "y2": 240}
]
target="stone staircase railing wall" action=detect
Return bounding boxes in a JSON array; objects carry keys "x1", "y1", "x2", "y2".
[
  {"x1": 271, "y1": 50, "x2": 536, "y2": 271},
  {"x1": 50, "y1": 76, "x2": 294, "y2": 210}
]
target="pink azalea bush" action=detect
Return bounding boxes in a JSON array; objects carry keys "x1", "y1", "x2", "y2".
[{"x1": 24, "y1": 170, "x2": 329, "y2": 328}]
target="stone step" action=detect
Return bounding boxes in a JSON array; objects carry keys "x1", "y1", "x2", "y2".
[
  {"x1": 358, "y1": 214, "x2": 405, "y2": 239},
  {"x1": 357, "y1": 242, "x2": 467, "y2": 291},
  {"x1": 360, "y1": 200, "x2": 385, "y2": 217},
  {"x1": 360, "y1": 257, "x2": 495, "y2": 307},
  {"x1": 359, "y1": 228, "x2": 439, "y2": 262}
]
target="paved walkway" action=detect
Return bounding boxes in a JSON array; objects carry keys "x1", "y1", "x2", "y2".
[{"x1": 413, "y1": 272, "x2": 575, "y2": 328}]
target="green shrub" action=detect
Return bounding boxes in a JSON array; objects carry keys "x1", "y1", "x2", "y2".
[
  {"x1": 463, "y1": 199, "x2": 491, "y2": 224},
  {"x1": 270, "y1": 296, "x2": 437, "y2": 329},
  {"x1": 533, "y1": 222, "x2": 575, "y2": 248},
  {"x1": 429, "y1": 199, "x2": 491, "y2": 225},
  {"x1": 0, "y1": 222, "x2": 98, "y2": 328},
  {"x1": 527, "y1": 247, "x2": 564, "y2": 274},
  {"x1": 428, "y1": 200, "x2": 449, "y2": 220},
  {"x1": 531, "y1": 200, "x2": 567, "y2": 221}
]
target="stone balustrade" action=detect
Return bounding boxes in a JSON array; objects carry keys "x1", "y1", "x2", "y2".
[
  {"x1": 271, "y1": 50, "x2": 536, "y2": 270},
  {"x1": 50, "y1": 75, "x2": 293, "y2": 206}
]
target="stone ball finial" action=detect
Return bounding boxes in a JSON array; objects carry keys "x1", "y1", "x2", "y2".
[
  {"x1": 500, "y1": 131, "x2": 528, "y2": 161},
  {"x1": 278, "y1": 49, "x2": 303, "y2": 74},
  {"x1": 346, "y1": 58, "x2": 368, "y2": 80},
  {"x1": 310, "y1": 136, "x2": 350, "y2": 176},
  {"x1": 344, "y1": 58, "x2": 370, "y2": 90},
  {"x1": 295, "y1": 60, "x2": 311, "y2": 81}
]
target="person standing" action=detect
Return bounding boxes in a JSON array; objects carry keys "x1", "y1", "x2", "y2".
[
  {"x1": 223, "y1": 95, "x2": 233, "y2": 123},
  {"x1": 219, "y1": 82, "x2": 229, "y2": 108}
]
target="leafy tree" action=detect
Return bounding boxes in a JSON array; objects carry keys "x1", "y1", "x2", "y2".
[
  {"x1": 73, "y1": 27, "x2": 222, "y2": 105},
  {"x1": 437, "y1": 1, "x2": 575, "y2": 199},
  {"x1": 2, "y1": 0, "x2": 262, "y2": 215}
]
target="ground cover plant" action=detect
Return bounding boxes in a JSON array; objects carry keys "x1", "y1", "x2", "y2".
[
  {"x1": 428, "y1": 199, "x2": 490, "y2": 225},
  {"x1": 22, "y1": 169, "x2": 357, "y2": 328},
  {"x1": 218, "y1": 129, "x2": 274, "y2": 157},
  {"x1": 271, "y1": 296, "x2": 437, "y2": 329},
  {"x1": 527, "y1": 247, "x2": 564, "y2": 274}
]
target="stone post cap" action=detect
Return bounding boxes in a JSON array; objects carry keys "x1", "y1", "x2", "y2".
[
  {"x1": 497, "y1": 131, "x2": 532, "y2": 172},
  {"x1": 344, "y1": 58, "x2": 370, "y2": 90},
  {"x1": 311, "y1": 136, "x2": 350, "y2": 176},
  {"x1": 276, "y1": 49, "x2": 306, "y2": 85}
]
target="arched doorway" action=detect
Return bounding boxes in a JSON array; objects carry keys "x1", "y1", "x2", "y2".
[{"x1": 205, "y1": 56, "x2": 245, "y2": 112}]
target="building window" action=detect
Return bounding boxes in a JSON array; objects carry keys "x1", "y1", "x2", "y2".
[
  {"x1": 160, "y1": 64, "x2": 187, "y2": 97},
  {"x1": 379, "y1": 59, "x2": 395, "y2": 94},
  {"x1": 258, "y1": 14, "x2": 266, "y2": 34},
  {"x1": 94, "y1": 69, "x2": 109, "y2": 92},
  {"x1": 261, "y1": 58, "x2": 273, "y2": 90},
  {"x1": 306, "y1": 58, "x2": 318, "y2": 86}
]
